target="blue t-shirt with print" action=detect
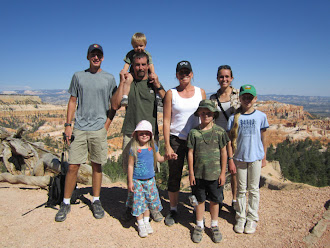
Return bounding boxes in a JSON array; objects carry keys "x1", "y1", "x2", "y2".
[
  {"x1": 227, "y1": 110, "x2": 269, "y2": 162},
  {"x1": 130, "y1": 144, "x2": 158, "y2": 180}
]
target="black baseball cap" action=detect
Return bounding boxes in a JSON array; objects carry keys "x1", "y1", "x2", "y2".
[
  {"x1": 87, "y1": 44, "x2": 103, "y2": 54},
  {"x1": 176, "y1": 61, "x2": 192, "y2": 72}
]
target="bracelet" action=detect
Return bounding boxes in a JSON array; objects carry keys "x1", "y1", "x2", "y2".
[
  {"x1": 156, "y1": 85, "x2": 164, "y2": 91},
  {"x1": 228, "y1": 157, "x2": 233, "y2": 160},
  {"x1": 64, "y1": 123, "x2": 72, "y2": 127}
]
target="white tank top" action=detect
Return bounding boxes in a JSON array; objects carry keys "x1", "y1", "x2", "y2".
[{"x1": 170, "y1": 86, "x2": 203, "y2": 140}]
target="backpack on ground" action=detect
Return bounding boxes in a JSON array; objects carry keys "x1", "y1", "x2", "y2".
[
  {"x1": 46, "y1": 172, "x2": 66, "y2": 207},
  {"x1": 46, "y1": 133, "x2": 79, "y2": 208}
]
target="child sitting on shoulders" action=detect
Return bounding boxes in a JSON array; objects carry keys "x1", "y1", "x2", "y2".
[
  {"x1": 121, "y1": 32, "x2": 155, "y2": 106},
  {"x1": 227, "y1": 84, "x2": 269, "y2": 234},
  {"x1": 187, "y1": 100, "x2": 229, "y2": 243},
  {"x1": 127, "y1": 120, "x2": 177, "y2": 238}
]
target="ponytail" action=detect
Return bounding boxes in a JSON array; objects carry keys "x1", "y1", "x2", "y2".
[{"x1": 229, "y1": 107, "x2": 242, "y2": 153}]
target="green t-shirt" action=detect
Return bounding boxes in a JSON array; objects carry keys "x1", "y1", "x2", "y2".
[
  {"x1": 187, "y1": 124, "x2": 229, "y2": 180},
  {"x1": 122, "y1": 79, "x2": 158, "y2": 136}
]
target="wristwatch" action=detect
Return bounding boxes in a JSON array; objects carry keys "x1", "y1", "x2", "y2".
[
  {"x1": 228, "y1": 157, "x2": 233, "y2": 160},
  {"x1": 64, "y1": 123, "x2": 72, "y2": 127}
]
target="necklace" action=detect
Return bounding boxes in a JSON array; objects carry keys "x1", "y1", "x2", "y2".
[{"x1": 198, "y1": 123, "x2": 214, "y2": 144}]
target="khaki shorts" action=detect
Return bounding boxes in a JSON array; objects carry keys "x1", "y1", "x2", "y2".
[
  {"x1": 68, "y1": 128, "x2": 108, "y2": 165},
  {"x1": 122, "y1": 134, "x2": 159, "y2": 173}
]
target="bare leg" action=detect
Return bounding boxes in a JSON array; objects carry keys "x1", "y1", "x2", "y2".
[
  {"x1": 196, "y1": 202, "x2": 205, "y2": 223},
  {"x1": 64, "y1": 164, "x2": 80, "y2": 198},
  {"x1": 144, "y1": 209, "x2": 150, "y2": 218},
  {"x1": 136, "y1": 213, "x2": 143, "y2": 221},
  {"x1": 210, "y1": 201, "x2": 219, "y2": 223},
  {"x1": 91, "y1": 162, "x2": 102, "y2": 197}
]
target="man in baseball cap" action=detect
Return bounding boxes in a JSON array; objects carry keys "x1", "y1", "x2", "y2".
[
  {"x1": 55, "y1": 44, "x2": 117, "y2": 222},
  {"x1": 87, "y1": 44, "x2": 103, "y2": 55}
]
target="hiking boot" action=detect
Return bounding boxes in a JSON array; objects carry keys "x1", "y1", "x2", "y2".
[
  {"x1": 120, "y1": 98, "x2": 128, "y2": 107},
  {"x1": 91, "y1": 200, "x2": 105, "y2": 219},
  {"x1": 234, "y1": 220, "x2": 245, "y2": 234},
  {"x1": 138, "y1": 224, "x2": 148, "y2": 238},
  {"x1": 211, "y1": 226, "x2": 222, "y2": 243},
  {"x1": 150, "y1": 210, "x2": 163, "y2": 222},
  {"x1": 55, "y1": 202, "x2": 71, "y2": 222},
  {"x1": 244, "y1": 220, "x2": 257, "y2": 234},
  {"x1": 164, "y1": 210, "x2": 177, "y2": 226},
  {"x1": 144, "y1": 221, "x2": 153, "y2": 234},
  {"x1": 121, "y1": 207, "x2": 134, "y2": 222},
  {"x1": 192, "y1": 225, "x2": 203, "y2": 243}
]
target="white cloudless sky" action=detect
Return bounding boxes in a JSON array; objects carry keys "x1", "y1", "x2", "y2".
[{"x1": 0, "y1": 0, "x2": 329, "y2": 96}]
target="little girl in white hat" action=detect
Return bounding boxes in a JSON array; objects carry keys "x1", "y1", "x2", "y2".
[{"x1": 127, "y1": 120, "x2": 177, "y2": 238}]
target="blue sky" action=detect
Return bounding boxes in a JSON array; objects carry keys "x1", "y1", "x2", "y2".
[{"x1": 1, "y1": 0, "x2": 329, "y2": 96}]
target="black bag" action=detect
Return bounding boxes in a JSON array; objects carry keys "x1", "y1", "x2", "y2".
[
  {"x1": 46, "y1": 133, "x2": 78, "y2": 208},
  {"x1": 46, "y1": 173, "x2": 66, "y2": 207}
]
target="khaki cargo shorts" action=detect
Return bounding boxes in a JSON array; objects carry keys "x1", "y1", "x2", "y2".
[{"x1": 68, "y1": 128, "x2": 108, "y2": 165}]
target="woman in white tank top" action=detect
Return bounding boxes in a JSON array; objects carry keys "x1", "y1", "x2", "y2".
[
  {"x1": 209, "y1": 65, "x2": 240, "y2": 211},
  {"x1": 163, "y1": 61, "x2": 206, "y2": 226}
]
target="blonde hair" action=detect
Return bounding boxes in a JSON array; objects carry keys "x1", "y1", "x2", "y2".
[
  {"x1": 131, "y1": 32, "x2": 147, "y2": 46},
  {"x1": 229, "y1": 107, "x2": 242, "y2": 153},
  {"x1": 131, "y1": 132, "x2": 157, "y2": 169}
]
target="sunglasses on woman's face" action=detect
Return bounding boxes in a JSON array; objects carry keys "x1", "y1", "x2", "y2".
[{"x1": 178, "y1": 69, "x2": 191, "y2": 75}]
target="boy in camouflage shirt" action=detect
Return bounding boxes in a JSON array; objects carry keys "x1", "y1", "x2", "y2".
[{"x1": 187, "y1": 100, "x2": 229, "y2": 243}]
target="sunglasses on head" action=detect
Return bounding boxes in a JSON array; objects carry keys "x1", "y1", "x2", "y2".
[{"x1": 218, "y1": 65, "x2": 231, "y2": 71}]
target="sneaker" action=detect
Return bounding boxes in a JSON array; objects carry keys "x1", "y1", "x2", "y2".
[
  {"x1": 244, "y1": 220, "x2": 257, "y2": 234},
  {"x1": 144, "y1": 221, "x2": 153, "y2": 234},
  {"x1": 120, "y1": 98, "x2": 128, "y2": 107},
  {"x1": 192, "y1": 225, "x2": 203, "y2": 243},
  {"x1": 211, "y1": 226, "x2": 222, "y2": 243},
  {"x1": 91, "y1": 200, "x2": 105, "y2": 219},
  {"x1": 234, "y1": 220, "x2": 245, "y2": 234},
  {"x1": 164, "y1": 210, "x2": 177, "y2": 226},
  {"x1": 138, "y1": 224, "x2": 148, "y2": 238},
  {"x1": 150, "y1": 210, "x2": 163, "y2": 222},
  {"x1": 121, "y1": 207, "x2": 134, "y2": 222},
  {"x1": 55, "y1": 202, "x2": 71, "y2": 222}
]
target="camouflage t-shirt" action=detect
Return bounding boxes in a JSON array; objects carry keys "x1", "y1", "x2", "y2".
[{"x1": 187, "y1": 124, "x2": 229, "y2": 181}]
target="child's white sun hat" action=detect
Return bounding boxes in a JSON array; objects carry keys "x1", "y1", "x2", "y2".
[{"x1": 133, "y1": 120, "x2": 153, "y2": 135}]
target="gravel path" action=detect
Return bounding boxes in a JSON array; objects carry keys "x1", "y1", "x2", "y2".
[{"x1": 0, "y1": 182, "x2": 329, "y2": 248}]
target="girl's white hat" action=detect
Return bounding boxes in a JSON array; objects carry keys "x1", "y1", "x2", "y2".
[{"x1": 133, "y1": 120, "x2": 153, "y2": 135}]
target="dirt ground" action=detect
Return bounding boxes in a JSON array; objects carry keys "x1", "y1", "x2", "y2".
[{"x1": 0, "y1": 182, "x2": 329, "y2": 248}]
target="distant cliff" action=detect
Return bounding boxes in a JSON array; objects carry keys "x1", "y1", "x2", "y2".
[
  {"x1": 255, "y1": 101, "x2": 329, "y2": 146},
  {"x1": 0, "y1": 94, "x2": 42, "y2": 104}
]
